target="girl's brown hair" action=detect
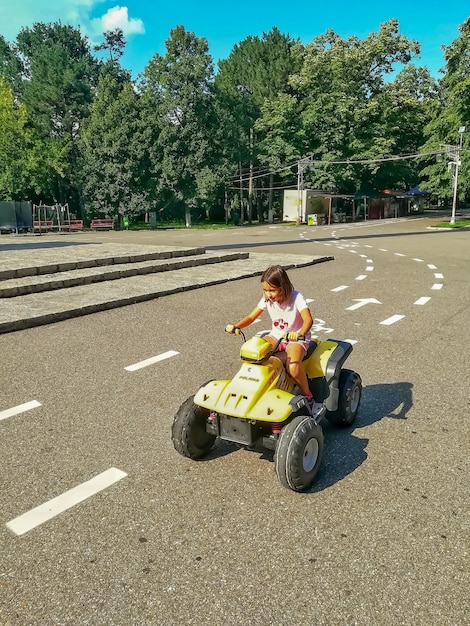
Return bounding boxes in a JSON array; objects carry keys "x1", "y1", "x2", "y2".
[{"x1": 261, "y1": 265, "x2": 294, "y2": 303}]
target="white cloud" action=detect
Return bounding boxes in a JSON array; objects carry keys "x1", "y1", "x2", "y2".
[
  {"x1": 91, "y1": 6, "x2": 145, "y2": 37},
  {"x1": 0, "y1": 1, "x2": 144, "y2": 43}
]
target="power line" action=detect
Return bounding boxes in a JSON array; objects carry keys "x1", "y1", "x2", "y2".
[{"x1": 231, "y1": 148, "x2": 449, "y2": 185}]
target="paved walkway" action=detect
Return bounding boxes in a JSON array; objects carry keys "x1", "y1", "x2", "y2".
[{"x1": 0, "y1": 236, "x2": 333, "y2": 333}]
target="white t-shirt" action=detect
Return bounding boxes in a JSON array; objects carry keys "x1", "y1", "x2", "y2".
[{"x1": 257, "y1": 290, "x2": 312, "y2": 340}]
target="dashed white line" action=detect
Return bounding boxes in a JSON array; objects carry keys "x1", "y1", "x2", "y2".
[
  {"x1": 355, "y1": 275, "x2": 367, "y2": 281},
  {"x1": 427, "y1": 264, "x2": 437, "y2": 270},
  {"x1": 415, "y1": 297, "x2": 431, "y2": 305},
  {"x1": 344, "y1": 339, "x2": 358, "y2": 345},
  {"x1": 413, "y1": 258, "x2": 424, "y2": 262},
  {"x1": 380, "y1": 315, "x2": 405, "y2": 326},
  {"x1": 431, "y1": 284, "x2": 443, "y2": 290},
  {"x1": 366, "y1": 266, "x2": 374, "y2": 271},
  {"x1": 379, "y1": 248, "x2": 388, "y2": 252},
  {"x1": 125, "y1": 350, "x2": 179, "y2": 371},
  {"x1": 395, "y1": 253, "x2": 406, "y2": 257},
  {"x1": 6, "y1": 468, "x2": 127, "y2": 536},
  {"x1": 0, "y1": 400, "x2": 41, "y2": 422},
  {"x1": 331, "y1": 285, "x2": 348, "y2": 292},
  {"x1": 434, "y1": 273, "x2": 444, "y2": 279}
]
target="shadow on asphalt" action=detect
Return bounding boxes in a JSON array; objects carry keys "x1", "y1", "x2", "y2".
[
  {"x1": 203, "y1": 381, "x2": 414, "y2": 494},
  {"x1": 206, "y1": 228, "x2": 448, "y2": 251},
  {"x1": 0, "y1": 240, "x2": 100, "y2": 251},
  {"x1": 312, "y1": 381, "x2": 413, "y2": 493}
]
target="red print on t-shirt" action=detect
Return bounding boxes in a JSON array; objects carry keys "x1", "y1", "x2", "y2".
[{"x1": 273, "y1": 318, "x2": 288, "y2": 330}]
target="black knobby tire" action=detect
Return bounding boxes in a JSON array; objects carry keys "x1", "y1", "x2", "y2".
[
  {"x1": 326, "y1": 369, "x2": 362, "y2": 427},
  {"x1": 274, "y1": 415, "x2": 324, "y2": 492},
  {"x1": 171, "y1": 395, "x2": 216, "y2": 460}
]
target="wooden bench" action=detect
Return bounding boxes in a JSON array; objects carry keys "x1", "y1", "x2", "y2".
[
  {"x1": 34, "y1": 220, "x2": 55, "y2": 231},
  {"x1": 91, "y1": 219, "x2": 114, "y2": 230},
  {"x1": 61, "y1": 219, "x2": 83, "y2": 231}
]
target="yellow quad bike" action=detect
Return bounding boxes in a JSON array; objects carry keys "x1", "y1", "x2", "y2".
[{"x1": 171, "y1": 331, "x2": 362, "y2": 492}]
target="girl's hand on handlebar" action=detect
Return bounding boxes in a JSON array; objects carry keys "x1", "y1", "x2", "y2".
[
  {"x1": 225, "y1": 324, "x2": 240, "y2": 335},
  {"x1": 286, "y1": 332, "x2": 305, "y2": 341}
]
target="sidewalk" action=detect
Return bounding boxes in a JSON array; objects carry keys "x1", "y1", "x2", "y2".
[{"x1": 0, "y1": 236, "x2": 333, "y2": 333}]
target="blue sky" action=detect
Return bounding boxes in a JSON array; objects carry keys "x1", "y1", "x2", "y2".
[{"x1": 1, "y1": 1, "x2": 468, "y2": 78}]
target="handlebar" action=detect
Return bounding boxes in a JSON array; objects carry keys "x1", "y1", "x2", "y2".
[{"x1": 225, "y1": 327, "x2": 305, "y2": 345}]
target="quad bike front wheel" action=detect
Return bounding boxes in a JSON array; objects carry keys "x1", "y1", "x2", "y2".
[
  {"x1": 326, "y1": 369, "x2": 362, "y2": 427},
  {"x1": 274, "y1": 415, "x2": 324, "y2": 492},
  {"x1": 172, "y1": 395, "x2": 216, "y2": 460}
]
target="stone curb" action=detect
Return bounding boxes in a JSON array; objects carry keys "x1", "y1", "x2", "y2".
[
  {"x1": 0, "y1": 251, "x2": 249, "y2": 297},
  {"x1": 0, "y1": 253, "x2": 333, "y2": 334}
]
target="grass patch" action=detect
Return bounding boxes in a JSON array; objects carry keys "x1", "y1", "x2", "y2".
[{"x1": 434, "y1": 219, "x2": 470, "y2": 229}]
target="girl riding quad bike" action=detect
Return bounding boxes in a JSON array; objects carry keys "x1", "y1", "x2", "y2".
[{"x1": 171, "y1": 329, "x2": 362, "y2": 492}]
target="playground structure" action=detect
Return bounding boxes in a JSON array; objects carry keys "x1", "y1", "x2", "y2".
[
  {"x1": 32, "y1": 203, "x2": 83, "y2": 232},
  {"x1": 0, "y1": 201, "x2": 83, "y2": 233}
]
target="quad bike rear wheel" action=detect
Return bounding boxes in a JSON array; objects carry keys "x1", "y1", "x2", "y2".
[
  {"x1": 172, "y1": 395, "x2": 216, "y2": 460},
  {"x1": 274, "y1": 415, "x2": 324, "y2": 492},
  {"x1": 326, "y1": 369, "x2": 362, "y2": 427}
]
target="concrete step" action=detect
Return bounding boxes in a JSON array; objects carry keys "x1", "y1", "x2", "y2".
[
  {"x1": 0, "y1": 243, "x2": 206, "y2": 280},
  {"x1": 0, "y1": 252, "x2": 333, "y2": 334},
  {"x1": 0, "y1": 251, "x2": 249, "y2": 297}
]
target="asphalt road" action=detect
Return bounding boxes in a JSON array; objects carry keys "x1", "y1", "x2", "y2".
[{"x1": 1, "y1": 217, "x2": 469, "y2": 625}]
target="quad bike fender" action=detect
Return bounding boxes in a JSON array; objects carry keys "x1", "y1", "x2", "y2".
[
  {"x1": 194, "y1": 380, "x2": 294, "y2": 422},
  {"x1": 194, "y1": 379, "x2": 231, "y2": 410},
  {"x1": 304, "y1": 340, "x2": 353, "y2": 412},
  {"x1": 246, "y1": 389, "x2": 295, "y2": 422}
]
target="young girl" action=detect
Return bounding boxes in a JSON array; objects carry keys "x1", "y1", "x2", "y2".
[{"x1": 226, "y1": 265, "x2": 321, "y2": 414}]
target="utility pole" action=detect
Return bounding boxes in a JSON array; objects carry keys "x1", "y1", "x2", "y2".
[
  {"x1": 297, "y1": 157, "x2": 313, "y2": 223},
  {"x1": 446, "y1": 126, "x2": 465, "y2": 225}
]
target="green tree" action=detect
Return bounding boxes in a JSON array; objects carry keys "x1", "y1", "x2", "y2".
[
  {"x1": 0, "y1": 35, "x2": 23, "y2": 96},
  {"x1": 79, "y1": 74, "x2": 151, "y2": 222},
  {"x1": 15, "y1": 22, "x2": 98, "y2": 210},
  {"x1": 420, "y1": 17, "x2": 470, "y2": 201},
  {"x1": 215, "y1": 28, "x2": 300, "y2": 220},
  {"x1": 0, "y1": 78, "x2": 30, "y2": 198},
  {"x1": 141, "y1": 26, "x2": 222, "y2": 226},
  {"x1": 257, "y1": 20, "x2": 421, "y2": 194}
]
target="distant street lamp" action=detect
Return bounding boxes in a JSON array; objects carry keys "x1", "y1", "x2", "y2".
[{"x1": 449, "y1": 126, "x2": 466, "y2": 225}]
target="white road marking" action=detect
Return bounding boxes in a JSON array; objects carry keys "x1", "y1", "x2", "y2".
[
  {"x1": 6, "y1": 468, "x2": 127, "y2": 536},
  {"x1": 379, "y1": 248, "x2": 388, "y2": 252},
  {"x1": 413, "y1": 258, "x2": 424, "y2": 262},
  {"x1": 359, "y1": 254, "x2": 368, "y2": 258},
  {"x1": 434, "y1": 273, "x2": 444, "y2": 279},
  {"x1": 349, "y1": 250, "x2": 358, "y2": 253},
  {"x1": 395, "y1": 253, "x2": 406, "y2": 257},
  {"x1": 428, "y1": 264, "x2": 437, "y2": 270},
  {"x1": 415, "y1": 297, "x2": 431, "y2": 305},
  {"x1": 366, "y1": 259, "x2": 373, "y2": 263},
  {"x1": 346, "y1": 298, "x2": 381, "y2": 311},
  {"x1": 331, "y1": 285, "x2": 348, "y2": 292},
  {"x1": 364, "y1": 245, "x2": 373, "y2": 248},
  {"x1": 306, "y1": 298, "x2": 315, "y2": 303},
  {"x1": 344, "y1": 339, "x2": 358, "y2": 345},
  {"x1": 366, "y1": 266, "x2": 374, "y2": 271},
  {"x1": 125, "y1": 350, "x2": 179, "y2": 371},
  {"x1": 431, "y1": 283, "x2": 443, "y2": 290},
  {"x1": 355, "y1": 275, "x2": 367, "y2": 280},
  {"x1": 0, "y1": 400, "x2": 41, "y2": 422},
  {"x1": 380, "y1": 315, "x2": 405, "y2": 326}
]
